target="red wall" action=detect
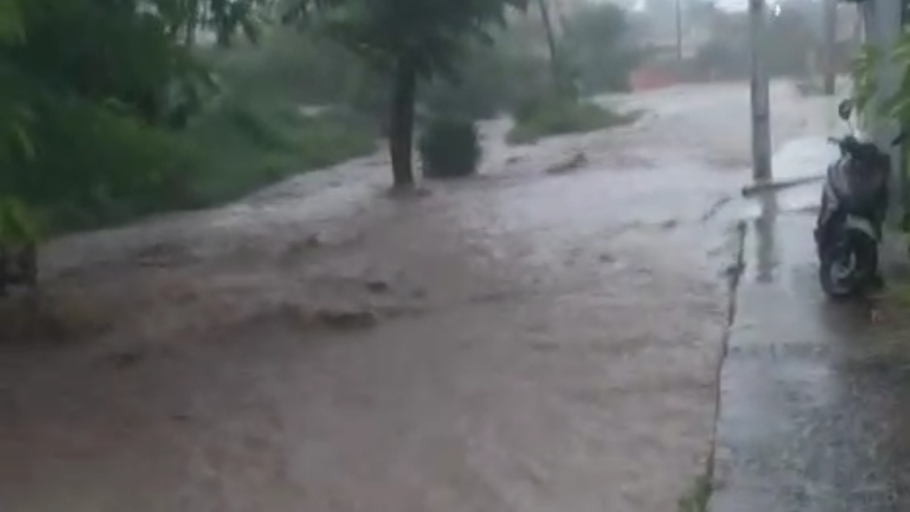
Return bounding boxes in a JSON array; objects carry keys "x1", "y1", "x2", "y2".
[{"x1": 629, "y1": 66, "x2": 678, "y2": 91}]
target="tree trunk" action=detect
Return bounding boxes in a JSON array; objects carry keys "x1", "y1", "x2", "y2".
[
  {"x1": 388, "y1": 58, "x2": 418, "y2": 188},
  {"x1": 183, "y1": 0, "x2": 200, "y2": 47},
  {"x1": 535, "y1": 0, "x2": 562, "y2": 94}
]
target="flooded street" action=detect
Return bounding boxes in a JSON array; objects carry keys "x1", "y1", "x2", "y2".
[{"x1": 0, "y1": 82, "x2": 856, "y2": 512}]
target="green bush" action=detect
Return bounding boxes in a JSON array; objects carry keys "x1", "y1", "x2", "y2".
[
  {"x1": 2, "y1": 95, "x2": 188, "y2": 232},
  {"x1": 418, "y1": 116, "x2": 482, "y2": 179},
  {"x1": 0, "y1": 4, "x2": 385, "y2": 243},
  {"x1": 177, "y1": 96, "x2": 377, "y2": 206},
  {"x1": 513, "y1": 94, "x2": 548, "y2": 125},
  {"x1": 421, "y1": 45, "x2": 551, "y2": 121},
  {"x1": 8, "y1": 93, "x2": 377, "y2": 233},
  {"x1": 507, "y1": 95, "x2": 638, "y2": 145}
]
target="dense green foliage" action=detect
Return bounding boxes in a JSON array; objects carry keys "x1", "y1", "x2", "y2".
[
  {"x1": 0, "y1": 0, "x2": 380, "y2": 240},
  {"x1": 850, "y1": 43, "x2": 881, "y2": 119},
  {"x1": 0, "y1": 0, "x2": 186, "y2": 238},
  {"x1": 0, "y1": 0, "x2": 234, "y2": 238},
  {"x1": 848, "y1": 33, "x2": 910, "y2": 235},
  {"x1": 851, "y1": 36, "x2": 910, "y2": 218},
  {"x1": 849, "y1": 38, "x2": 910, "y2": 127},
  {"x1": 418, "y1": 116, "x2": 482, "y2": 179}
]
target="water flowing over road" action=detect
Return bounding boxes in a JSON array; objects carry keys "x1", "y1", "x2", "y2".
[{"x1": 0, "y1": 82, "x2": 873, "y2": 512}]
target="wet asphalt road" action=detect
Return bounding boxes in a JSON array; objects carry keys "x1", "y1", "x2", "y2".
[{"x1": 4, "y1": 81, "x2": 907, "y2": 511}]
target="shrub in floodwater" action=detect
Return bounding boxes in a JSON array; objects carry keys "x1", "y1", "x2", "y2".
[{"x1": 418, "y1": 116, "x2": 482, "y2": 179}]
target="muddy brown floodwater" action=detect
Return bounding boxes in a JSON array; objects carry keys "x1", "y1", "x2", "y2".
[{"x1": 0, "y1": 82, "x2": 834, "y2": 512}]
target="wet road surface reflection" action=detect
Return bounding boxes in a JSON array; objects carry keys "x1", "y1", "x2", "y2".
[{"x1": 754, "y1": 195, "x2": 780, "y2": 284}]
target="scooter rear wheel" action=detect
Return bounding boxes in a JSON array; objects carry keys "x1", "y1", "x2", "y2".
[{"x1": 819, "y1": 230, "x2": 877, "y2": 299}]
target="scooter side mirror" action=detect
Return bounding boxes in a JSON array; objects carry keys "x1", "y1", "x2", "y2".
[{"x1": 837, "y1": 99, "x2": 854, "y2": 121}]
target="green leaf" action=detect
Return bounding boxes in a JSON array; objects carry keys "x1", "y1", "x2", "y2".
[
  {"x1": 0, "y1": 197, "x2": 41, "y2": 244},
  {"x1": 0, "y1": 0, "x2": 25, "y2": 42}
]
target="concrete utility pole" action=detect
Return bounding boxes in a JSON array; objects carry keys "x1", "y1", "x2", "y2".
[
  {"x1": 750, "y1": 0, "x2": 772, "y2": 183},
  {"x1": 675, "y1": 0, "x2": 683, "y2": 61},
  {"x1": 822, "y1": 0, "x2": 837, "y2": 95}
]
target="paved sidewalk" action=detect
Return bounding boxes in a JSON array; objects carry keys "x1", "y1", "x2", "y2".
[{"x1": 711, "y1": 140, "x2": 910, "y2": 512}]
